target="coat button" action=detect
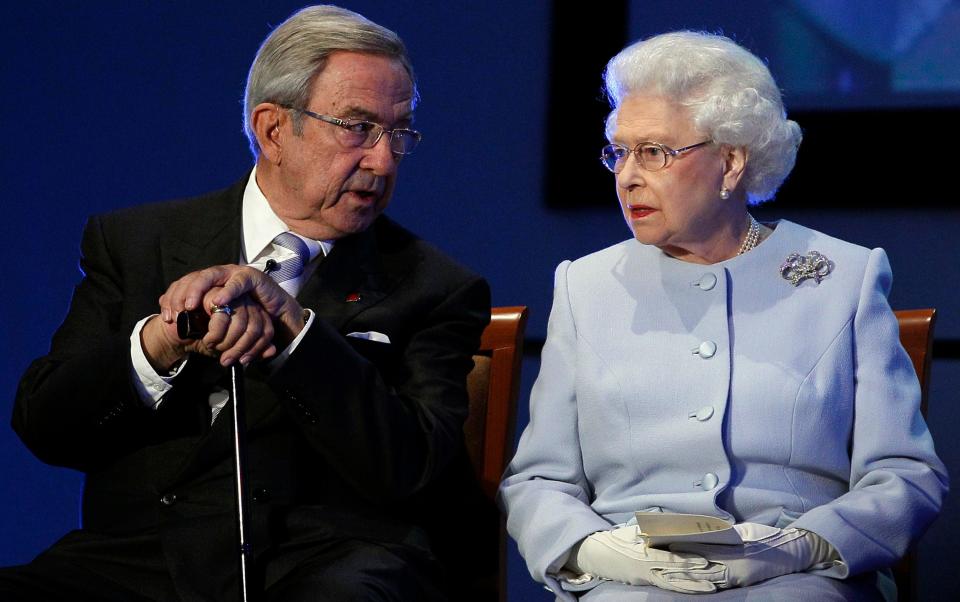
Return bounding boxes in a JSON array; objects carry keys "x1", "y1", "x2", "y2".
[
  {"x1": 695, "y1": 473, "x2": 719, "y2": 490},
  {"x1": 688, "y1": 406, "x2": 714, "y2": 421},
  {"x1": 160, "y1": 493, "x2": 177, "y2": 506},
  {"x1": 692, "y1": 341, "x2": 717, "y2": 358},
  {"x1": 252, "y1": 487, "x2": 271, "y2": 502},
  {"x1": 694, "y1": 273, "x2": 717, "y2": 290}
]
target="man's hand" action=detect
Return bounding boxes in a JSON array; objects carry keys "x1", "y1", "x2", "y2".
[
  {"x1": 146, "y1": 264, "x2": 305, "y2": 369},
  {"x1": 204, "y1": 265, "x2": 306, "y2": 340},
  {"x1": 142, "y1": 288, "x2": 278, "y2": 369},
  {"x1": 160, "y1": 264, "x2": 300, "y2": 320},
  {"x1": 200, "y1": 289, "x2": 279, "y2": 366}
]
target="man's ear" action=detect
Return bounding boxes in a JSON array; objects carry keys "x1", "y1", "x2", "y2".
[{"x1": 251, "y1": 103, "x2": 284, "y2": 164}]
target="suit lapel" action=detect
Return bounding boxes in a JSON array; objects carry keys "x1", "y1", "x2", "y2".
[
  {"x1": 159, "y1": 178, "x2": 247, "y2": 284},
  {"x1": 298, "y1": 218, "x2": 414, "y2": 334}
]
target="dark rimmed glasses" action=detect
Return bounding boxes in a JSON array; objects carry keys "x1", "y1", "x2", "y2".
[
  {"x1": 283, "y1": 106, "x2": 422, "y2": 155},
  {"x1": 600, "y1": 140, "x2": 712, "y2": 173}
]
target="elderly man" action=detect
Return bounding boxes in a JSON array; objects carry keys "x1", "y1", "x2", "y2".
[{"x1": 2, "y1": 5, "x2": 491, "y2": 601}]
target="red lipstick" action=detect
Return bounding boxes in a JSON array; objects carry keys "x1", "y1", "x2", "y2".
[{"x1": 628, "y1": 205, "x2": 656, "y2": 219}]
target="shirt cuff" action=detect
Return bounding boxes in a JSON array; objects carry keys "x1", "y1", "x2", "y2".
[
  {"x1": 130, "y1": 315, "x2": 187, "y2": 409},
  {"x1": 266, "y1": 308, "x2": 314, "y2": 373}
]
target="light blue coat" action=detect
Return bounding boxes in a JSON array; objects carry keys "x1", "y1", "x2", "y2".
[{"x1": 499, "y1": 221, "x2": 947, "y2": 600}]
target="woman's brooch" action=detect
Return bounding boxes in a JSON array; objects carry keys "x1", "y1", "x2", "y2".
[{"x1": 780, "y1": 251, "x2": 833, "y2": 286}]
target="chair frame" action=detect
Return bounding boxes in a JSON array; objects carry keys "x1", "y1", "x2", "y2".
[
  {"x1": 892, "y1": 308, "x2": 937, "y2": 601},
  {"x1": 471, "y1": 306, "x2": 528, "y2": 500},
  {"x1": 894, "y1": 309, "x2": 936, "y2": 416},
  {"x1": 464, "y1": 305, "x2": 527, "y2": 602}
]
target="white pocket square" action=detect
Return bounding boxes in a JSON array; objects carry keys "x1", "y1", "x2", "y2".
[{"x1": 346, "y1": 331, "x2": 392, "y2": 344}]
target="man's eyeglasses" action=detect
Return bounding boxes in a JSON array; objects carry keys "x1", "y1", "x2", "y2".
[
  {"x1": 283, "y1": 106, "x2": 422, "y2": 155},
  {"x1": 600, "y1": 140, "x2": 712, "y2": 173}
]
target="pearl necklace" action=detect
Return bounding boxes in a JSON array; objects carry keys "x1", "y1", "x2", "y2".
[{"x1": 737, "y1": 214, "x2": 760, "y2": 256}]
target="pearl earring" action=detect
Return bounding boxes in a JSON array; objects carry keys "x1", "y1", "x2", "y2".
[{"x1": 719, "y1": 188, "x2": 730, "y2": 200}]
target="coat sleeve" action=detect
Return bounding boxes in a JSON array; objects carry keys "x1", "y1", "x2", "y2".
[
  {"x1": 499, "y1": 261, "x2": 611, "y2": 595},
  {"x1": 12, "y1": 214, "x2": 159, "y2": 469},
  {"x1": 792, "y1": 247, "x2": 949, "y2": 575},
  {"x1": 267, "y1": 269, "x2": 490, "y2": 502}
]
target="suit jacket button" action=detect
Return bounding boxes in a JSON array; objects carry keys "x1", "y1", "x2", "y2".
[
  {"x1": 252, "y1": 487, "x2": 271, "y2": 502},
  {"x1": 693, "y1": 341, "x2": 717, "y2": 359},
  {"x1": 688, "y1": 406, "x2": 715, "y2": 421},
  {"x1": 695, "y1": 473, "x2": 719, "y2": 490},
  {"x1": 694, "y1": 273, "x2": 717, "y2": 290},
  {"x1": 160, "y1": 493, "x2": 177, "y2": 506}
]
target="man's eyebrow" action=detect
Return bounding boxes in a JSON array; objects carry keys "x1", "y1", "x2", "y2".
[
  {"x1": 339, "y1": 105, "x2": 414, "y2": 126},
  {"x1": 338, "y1": 106, "x2": 379, "y2": 121}
]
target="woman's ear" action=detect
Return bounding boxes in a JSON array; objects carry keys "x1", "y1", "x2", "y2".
[{"x1": 721, "y1": 145, "x2": 748, "y2": 194}]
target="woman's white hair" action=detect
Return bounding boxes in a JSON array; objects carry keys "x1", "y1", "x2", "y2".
[
  {"x1": 604, "y1": 31, "x2": 801, "y2": 204},
  {"x1": 243, "y1": 5, "x2": 417, "y2": 157}
]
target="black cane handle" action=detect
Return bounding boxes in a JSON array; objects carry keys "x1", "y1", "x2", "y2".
[{"x1": 176, "y1": 309, "x2": 209, "y2": 340}]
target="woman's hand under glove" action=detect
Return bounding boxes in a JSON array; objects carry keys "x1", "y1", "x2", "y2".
[
  {"x1": 564, "y1": 525, "x2": 716, "y2": 594},
  {"x1": 660, "y1": 523, "x2": 841, "y2": 592}
]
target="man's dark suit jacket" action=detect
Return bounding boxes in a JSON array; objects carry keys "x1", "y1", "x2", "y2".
[{"x1": 12, "y1": 175, "x2": 493, "y2": 600}]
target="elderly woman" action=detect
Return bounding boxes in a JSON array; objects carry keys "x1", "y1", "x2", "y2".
[{"x1": 499, "y1": 31, "x2": 947, "y2": 601}]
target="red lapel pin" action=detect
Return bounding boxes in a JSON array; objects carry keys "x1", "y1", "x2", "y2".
[{"x1": 345, "y1": 292, "x2": 362, "y2": 303}]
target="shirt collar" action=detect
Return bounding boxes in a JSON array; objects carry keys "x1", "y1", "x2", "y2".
[{"x1": 241, "y1": 166, "x2": 333, "y2": 263}]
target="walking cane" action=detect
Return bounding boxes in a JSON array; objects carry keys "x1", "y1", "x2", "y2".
[{"x1": 179, "y1": 309, "x2": 253, "y2": 602}]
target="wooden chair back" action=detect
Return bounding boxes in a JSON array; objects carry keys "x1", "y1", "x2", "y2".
[
  {"x1": 892, "y1": 308, "x2": 937, "y2": 601},
  {"x1": 465, "y1": 306, "x2": 528, "y2": 499},
  {"x1": 463, "y1": 306, "x2": 527, "y2": 601},
  {"x1": 894, "y1": 309, "x2": 936, "y2": 415}
]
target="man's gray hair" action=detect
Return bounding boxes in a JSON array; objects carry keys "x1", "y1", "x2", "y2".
[
  {"x1": 243, "y1": 5, "x2": 418, "y2": 157},
  {"x1": 604, "y1": 31, "x2": 801, "y2": 205}
]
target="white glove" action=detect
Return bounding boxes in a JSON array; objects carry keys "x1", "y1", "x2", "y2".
[
  {"x1": 660, "y1": 523, "x2": 839, "y2": 592},
  {"x1": 564, "y1": 525, "x2": 717, "y2": 593}
]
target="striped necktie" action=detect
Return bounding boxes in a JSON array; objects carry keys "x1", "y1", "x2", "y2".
[{"x1": 268, "y1": 231, "x2": 311, "y2": 296}]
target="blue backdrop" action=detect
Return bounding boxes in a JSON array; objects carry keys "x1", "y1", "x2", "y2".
[{"x1": 2, "y1": 2, "x2": 956, "y2": 600}]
